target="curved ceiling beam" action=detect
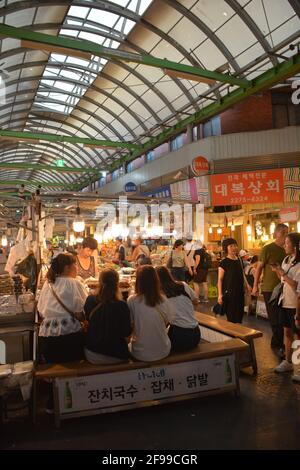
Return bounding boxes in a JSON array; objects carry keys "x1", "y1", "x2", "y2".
[
  {"x1": 4, "y1": 76, "x2": 138, "y2": 141},
  {"x1": 0, "y1": 23, "x2": 250, "y2": 86},
  {"x1": 0, "y1": 151, "x2": 78, "y2": 184},
  {"x1": 0, "y1": 149, "x2": 91, "y2": 183},
  {"x1": 30, "y1": 20, "x2": 199, "y2": 111},
  {"x1": 6, "y1": 59, "x2": 172, "y2": 136},
  {"x1": 162, "y1": 0, "x2": 243, "y2": 74},
  {"x1": 224, "y1": 0, "x2": 278, "y2": 66},
  {"x1": 1, "y1": 49, "x2": 149, "y2": 132},
  {"x1": 0, "y1": 106, "x2": 108, "y2": 164},
  {"x1": 0, "y1": 113, "x2": 108, "y2": 171},
  {"x1": 108, "y1": 58, "x2": 178, "y2": 119}
]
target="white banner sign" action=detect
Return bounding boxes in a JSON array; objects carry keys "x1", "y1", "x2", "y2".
[{"x1": 56, "y1": 355, "x2": 235, "y2": 414}]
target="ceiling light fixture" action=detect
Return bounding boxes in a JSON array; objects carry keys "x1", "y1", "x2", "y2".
[{"x1": 73, "y1": 203, "x2": 85, "y2": 233}]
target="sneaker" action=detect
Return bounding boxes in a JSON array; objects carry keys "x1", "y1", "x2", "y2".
[
  {"x1": 292, "y1": 371, "x2": 300, "y2": 383},
  {"x1": 274, "y1": 360, "x2": 293, "y2": 373}
]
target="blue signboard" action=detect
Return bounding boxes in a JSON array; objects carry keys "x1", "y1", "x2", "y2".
[{"x1": 124, "y1": 182, "x2": 137, "y2": 193}]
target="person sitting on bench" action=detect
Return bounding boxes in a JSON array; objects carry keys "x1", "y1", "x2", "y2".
[
  {"x1": 84, "y1": 269, "x2": 132, "y2": 364},
  {"x1": 156, "y1": 266, "x2": 200, "y2": 352},
  {"x1": 127, "y1": 265, "x2": 172, "y2": 362},
  {"x1": 37, "y1": 253, "x2": 88, "y2": 413}
]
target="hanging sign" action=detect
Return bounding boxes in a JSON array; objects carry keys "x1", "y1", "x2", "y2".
[
  {"x1": 191, "y1": 156, "x2": 209, "y2": 176},
  {"x1": 211, "y1": 169, "x2": 284, "y2": 206},
  {"x1": 124, "y1": 182, "x2": 137, "y2": 193},
  {"x1": 279, "y1": 207, "x2": 299, "y2": 223}
]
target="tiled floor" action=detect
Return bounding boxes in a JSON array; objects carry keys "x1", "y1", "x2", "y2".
[{"x1": 1, "y1": 307, "x2": 300, "y2": 450}]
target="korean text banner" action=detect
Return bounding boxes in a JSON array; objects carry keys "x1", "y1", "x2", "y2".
[{"x1": 211, "y1": 169, "x2": 284, "y2": 206}]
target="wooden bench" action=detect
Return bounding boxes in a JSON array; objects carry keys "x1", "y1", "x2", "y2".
[
  {"x1": 33, "y1": 338, "x2": 248, "y2": 428},
  {"x1": 194, "y1": 312, "x2": 263, "y2": 375}
]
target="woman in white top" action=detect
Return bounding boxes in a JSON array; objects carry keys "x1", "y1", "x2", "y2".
[
  {"x1": 127, "y1": 265, "x2": 172, "y2": 362},
  {"x1": 156, "y1": 266, "x2": 200, "y2": 352},
  {"x1": 38, "y1": 253, "x2": 88, "y2": 364},
  {"x1": 271, "y1": 233, "x2": 300, "y2": 376}
]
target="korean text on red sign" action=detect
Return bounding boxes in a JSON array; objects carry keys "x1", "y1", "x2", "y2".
[{"x1": 211, "y1": 169, "x2": 284, "y2": 206}]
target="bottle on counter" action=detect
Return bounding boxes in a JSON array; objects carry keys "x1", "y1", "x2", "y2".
[
  {"x1": 225, "y1": 358, "x2": 233, "y2": 384},
  {"x1": 64, "y1": 381, "x2": 73, "y2": 409}
]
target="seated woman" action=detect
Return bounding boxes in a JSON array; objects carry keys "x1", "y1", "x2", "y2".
[
  {"x1": 37, "y1": 253, "x2": 88, "y2": 413},
  {"x1": 84, "y1": 269, "x2": 132, "y2": 364},
  {"x1": 156, "y1": 266, "x2": 200, "y2": 352},
  {"x1": 127, "y1": 265, "x2": 172, "y2": 362},
  {"x1": 38, "y1": 253, "x2": 88, "y2": 364}
]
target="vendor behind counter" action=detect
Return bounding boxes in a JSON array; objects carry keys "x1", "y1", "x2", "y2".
[{"x1": 75, "y1": 237, "x2": 99, "y2": 280}]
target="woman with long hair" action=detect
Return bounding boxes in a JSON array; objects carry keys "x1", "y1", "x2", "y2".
[
  {"x1": 271, "y1": 232, "x2": 300, "y2": 379},
  {"x1": 84, "y1": 268, "x2": 132, "y2": 364},
  {"x1": 37, "y1": 253, "x2": 88, "y2": 412},
  {"x1": 156, "y1": 266, "x2": 200, "y2": 352},
  {"x1": 127, "y1": 265, "x2": 172, "y2": 361}
]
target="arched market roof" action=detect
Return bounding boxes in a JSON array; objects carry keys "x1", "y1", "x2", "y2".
[{"x1": 0, "y1": 0, "x2": 299, "y2": 190}]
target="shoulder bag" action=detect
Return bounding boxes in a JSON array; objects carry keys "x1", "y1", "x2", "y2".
[
  {"x1": 48, "y1": 282, "x2": 88, "y2": 332},
  {"x1": 238, "y1": 256, "x2": 251, "y2": 308},
  {"x1": 268, "y1": 258, "x2": 294, "y2": 307}
]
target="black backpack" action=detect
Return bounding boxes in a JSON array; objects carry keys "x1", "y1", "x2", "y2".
[{"x1": 201, "y1": 251, "x2": 212, "y2": 270}]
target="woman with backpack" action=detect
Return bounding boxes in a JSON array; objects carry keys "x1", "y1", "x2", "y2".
[
  {"x1": 271, "y1": 232, "x2": 300, "y2": 377},
  {"x1": 193, "y1": 244, "x2": 211, "y2": 303}
]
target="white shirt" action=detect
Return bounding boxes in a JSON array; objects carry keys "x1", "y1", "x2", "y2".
[
  {"x1": 280, "y1": 256, "x2": 300, "y2": 309},
  {"x1": 127, "y1": 294, "x2": 172, "y2": 362},
  {"x1": 184, "y1": 243, "x2": 196, "y2": 267},
  {"x1": 38, "y1": 277, "x2": 88, "y2": 336},
  {"x1": 166, "y1": 283, "x2": 199, "y2": 329}
]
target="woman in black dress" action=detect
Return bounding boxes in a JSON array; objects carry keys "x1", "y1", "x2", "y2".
[{"x1": 217, "y1": 238, "x2": 251, "y2": 324}]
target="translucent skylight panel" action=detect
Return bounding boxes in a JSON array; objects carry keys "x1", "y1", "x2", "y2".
[
  {"x1": 59, "y1": 69, "x2": 81, "y2": 80},
  {"x1": 44, "y1": 67, "x2": 60, "y2": 76},
  {"x1": 267, "y1": 17, "x2": 300, "y2": 47},
  {"x1": 262, "y1": 0, "x2": 295, "y2": 31},
  {"x1": 123, "y1": 19, "x2": 136, "y2": 35},
  {"x1": 53, "y1": 81, "x2": 75, "y2": 92},
  {"x1": 88, "y1": 9, "x2": 119, "y2": 28},
  {"x1": 68, "y1": 6, "x2": 89, "y2": 19},
  {"x1": 79, "y1": 31, "x2": 106, "y2": 43},
  {"x1": 65, "y1": 57, "x2": 91, "y2": 67},
  {"x1": 60, "y1": 29, "x2": 79, "y2": 38},
  {"x1": 216, "y1": 15, "x2": 257, "y2": 57},
  {"x1": 191, "y1": 0, "x2": 234, "y2": 31},
  {"x1": 136, "y1": 0, "x2": 154, "y2": 15},
  {"x1": 50, "y1": 53, "x2": 67, "y2": 63}
]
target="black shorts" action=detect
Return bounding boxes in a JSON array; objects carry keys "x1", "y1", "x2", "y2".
[{"x1": 279, "y1": 307, "x2": 300, "y2": 336}]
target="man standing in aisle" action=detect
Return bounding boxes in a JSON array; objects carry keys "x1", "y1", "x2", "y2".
[{"x1": 252, "y1": 223, "x2": 288, "y2": 356}]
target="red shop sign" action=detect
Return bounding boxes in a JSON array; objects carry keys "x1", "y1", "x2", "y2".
[
  {"x1": 211, "y1": 169, "x2": 284, "y2": 206},
  {"x1": 191, "y1": 156, "x2": 209, "y2": 176}
]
